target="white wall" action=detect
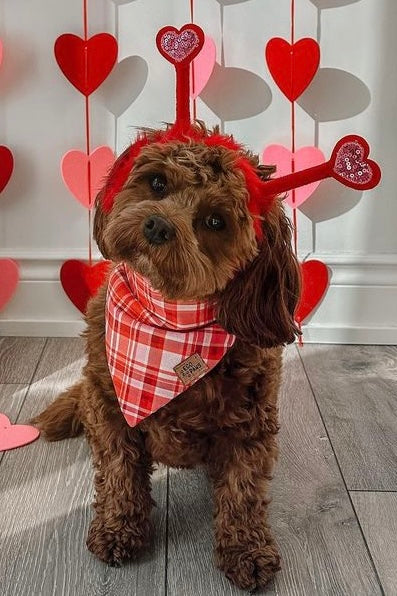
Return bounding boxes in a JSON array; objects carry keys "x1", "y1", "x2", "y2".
[{"x1": 0, "y1": 0, "x2": 396, "y2": 342}]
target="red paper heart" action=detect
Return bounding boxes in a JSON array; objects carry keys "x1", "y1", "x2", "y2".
[
  {"x1": 0, "y1": 258, "x2": 19, "y2": 310},
  {"x1": 60, "y1": 260, "x2": 111, "y2": 314},
  {"x1": 295, "y1": 260, "x2": 329, "y2": 324},
  {"x1": 266, "y1": 37, "x2": 320, "y2": 101},
  {"x1": 54, "y1": 33, "x2": 118, "y2": 96},
  {"x1": 0, "y1": 145, "x2": 14, "y2": 193},
  {"x1": 0, "y1": 413, "x2": 40, "y2": 452},
  {"x1": 157, "y1": 25, "x2": 204, "y2": 66},
  {"x1": 330, "y1": 135, "x2": 381, "y2": 191}
]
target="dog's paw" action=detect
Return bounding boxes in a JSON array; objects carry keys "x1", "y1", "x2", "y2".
[
  {"x1": 86, "y1": 516, "x2": 150, "y2": 566},
  {"x1": 216, "y1": 541, "x2": 281, "y2": 591}
]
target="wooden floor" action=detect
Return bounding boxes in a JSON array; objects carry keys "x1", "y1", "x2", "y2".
[{"x1": 0, "y1": 338, "x2": 396, "y2": 596}]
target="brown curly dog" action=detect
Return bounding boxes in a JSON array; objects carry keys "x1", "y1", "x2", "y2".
[{"x1": 33, "y1": 124, "x2": 301, "y2": 591}]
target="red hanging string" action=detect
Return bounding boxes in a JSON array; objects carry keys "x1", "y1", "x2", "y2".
[
  {"x1": 190, "y1": 0, "x2": 197, "y2": 121},
  {"x1": 290, "y1": 0, "x2": 303, "y2": 345},
  {"x1": 83, "y1": 0, "x2": 92, "y2": 265},
  {"x1": 290, "y1": 0, "x2": 297, "y2": 255}
]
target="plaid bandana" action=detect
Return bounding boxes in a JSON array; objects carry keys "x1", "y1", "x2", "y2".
[{"x1": 105, "y1": 263, "x2": 236, "y2": 427}]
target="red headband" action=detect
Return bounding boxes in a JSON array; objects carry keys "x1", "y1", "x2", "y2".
[{"x1": 101, "y1": 24, "x2": 381, "y2": 237}]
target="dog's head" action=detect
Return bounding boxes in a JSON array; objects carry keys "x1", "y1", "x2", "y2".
[{"x1": 95, "y1": 125, "x2": 301, "y2": 348}]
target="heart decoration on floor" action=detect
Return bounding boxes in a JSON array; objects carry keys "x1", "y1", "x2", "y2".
[
  {"x1": 0, "y1": 258, "x2": 19, "y2": 310},
  {"x1": 60, "y1": 259, "x2": 111, "y2": 313},
  {"x1": 0, "y1": 145, "x2": 14, "y2": 193},
  {"x1": 266, "y1": 38, "x2": 320, "y2": 101},
  {"x1": 190, "y1": 35, "x2": 216, "y2": 98},
  {"x1": 61, "y1": 146, "x2": 115, "y2": 208},
  {"x1": 0, "y1": 413, "x2": 40, "y2": 452},
  {"x1": 262, "y1": 144, "x2": 325, "y2": 207},
  {"x1": 295, "y1": 260, "x2": 329, "y2": 324},
  {"x1": 54, "y1": 33, "x2": 118, "y2": 95}
]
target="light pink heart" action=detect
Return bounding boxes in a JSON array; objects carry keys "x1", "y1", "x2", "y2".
[
  {"x1": 0, "y1": 258, "x2": 19, "y2": 310},
  {"x1": 61, "y1": 146, "x2": 115, "y2": 208},
  {"x1": 0, "y1": 413, "x2": 40, "y2": 451},
  {"x1": 190, "y1": 35, "x2": 216, "y2": 99},
  {"x1": 262, "y1": 144, "x2": 325, "y2": 207},
  {"x1": 0, "y1": 40, "x2": 3, "y2": 68}
]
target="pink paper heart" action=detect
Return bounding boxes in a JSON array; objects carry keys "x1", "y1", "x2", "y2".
[
  {"x1": 0, "y1": 39, "x2": 3, "y2": 68},
  {"x1": 0, "y1": 258, "x2": 19, "y2": 310},
  {"x1": 0, "y1": 413, "x2": 40, "y2": 452},
  {"x1": 262, "y1": 144, "x2": 325, "y2": 207},
  {"x1": 190, "y1": 35, "x2": 216, "y2": 99},
  {"x1": 61, "y1": 146, "x2": 115, "y2": 208}
]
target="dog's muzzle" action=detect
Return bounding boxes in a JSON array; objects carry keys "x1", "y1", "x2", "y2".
[{"x1": 143, "y1": 215, "x2": 176, "y2": 245}]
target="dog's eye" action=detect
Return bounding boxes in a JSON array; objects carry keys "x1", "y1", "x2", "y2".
[
  {"x1": 204, "y1": 213, "x2": 225, "y2": 231},
  {"x1": 149, "y1": 174, "x2": 167, "y2": 196}
]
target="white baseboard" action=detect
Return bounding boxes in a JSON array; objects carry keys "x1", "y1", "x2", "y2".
[{"x1": 0, "y1": 251, "x2": 396, "y2": 344}]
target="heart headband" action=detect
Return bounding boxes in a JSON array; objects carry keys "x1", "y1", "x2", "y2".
[{"x1": 101, "y1": 24, "x2": 381, "y2": 232}]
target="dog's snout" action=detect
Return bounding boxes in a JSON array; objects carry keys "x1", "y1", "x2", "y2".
[{"x1": 143, "y1": 215, "x2": 175, "y2": 245}]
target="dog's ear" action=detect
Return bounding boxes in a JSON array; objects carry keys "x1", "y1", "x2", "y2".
[
  {"x1": 93, "y1": 190, "x2": 111, "y2": 259},
  {"x1": 216, "y1": 201, "x2": 301, "y2": 348}
]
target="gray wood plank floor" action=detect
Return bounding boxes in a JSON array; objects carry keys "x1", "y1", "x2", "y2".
[{"x1": 0, "y1": 339, "x2": 396, "y2": 595}]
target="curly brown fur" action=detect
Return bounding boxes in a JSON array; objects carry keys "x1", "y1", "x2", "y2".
[{"x1": 33, "y1": 125, "x2": 300, "y2": 590}]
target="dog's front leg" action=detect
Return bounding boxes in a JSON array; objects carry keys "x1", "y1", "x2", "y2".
[
  {"x1": 209, "y1": 438, "x2": 280, "y2": 590},
  {"x1": 85, "y1": 392, "x2": 153, "y2": 566}
]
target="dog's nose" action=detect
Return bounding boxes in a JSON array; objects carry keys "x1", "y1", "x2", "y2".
[{"x1": 143, "y1": 215, "x2": 175, "y2": 245}]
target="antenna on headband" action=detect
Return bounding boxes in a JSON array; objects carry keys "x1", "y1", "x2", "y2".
[
  {"x1": 156, "y1": 24, "x2": 204, "y2": 129},
  {"x1": 259, "y1": 135, "x2": 381, "y2": 200}
]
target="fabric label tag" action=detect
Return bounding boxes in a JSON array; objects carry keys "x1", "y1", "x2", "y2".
[{"x1": 174, "y1": 353, "x2": 209, "y2": 386}]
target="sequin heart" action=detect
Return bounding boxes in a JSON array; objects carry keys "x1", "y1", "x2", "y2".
[
  {"x1": 330, "y1": 135, "x2": 381, "y2": 190},
  {"x1": 156, "y1": 25, "x2": 204, "y2": 66}
]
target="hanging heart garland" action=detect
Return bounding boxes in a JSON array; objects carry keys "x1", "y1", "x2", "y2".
[
  {"x1": 56, "y1": 2, "x2": 118, "y2": 312},
  {"x1": 263, "y1": 2, "x2": 381, "y2": 338}
]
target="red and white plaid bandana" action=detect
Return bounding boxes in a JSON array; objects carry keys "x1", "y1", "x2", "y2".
[{"x1": 105, "y1": 263, "x2": 235, "y2": 427}]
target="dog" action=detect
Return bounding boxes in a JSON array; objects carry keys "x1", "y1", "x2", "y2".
[{"x1": 33, "y1": 123, "x2": 301, "y2": 591}]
